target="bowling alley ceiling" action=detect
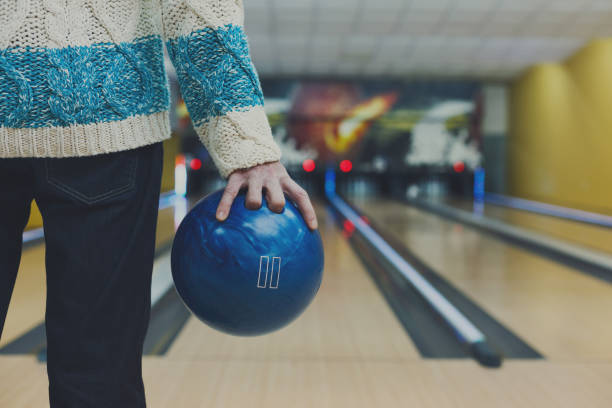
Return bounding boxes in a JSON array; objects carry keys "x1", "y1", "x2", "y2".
[{"x1": 243, "y1": 0, "x2": 612, "y2": 80}]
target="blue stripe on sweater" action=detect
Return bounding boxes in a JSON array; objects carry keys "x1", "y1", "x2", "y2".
[
  {"x1": 0, "y1": 35, "x2": 170, "y2": 128},
  {"x1": 166, "y1": 24, "x2": 264, "y2": 127}
]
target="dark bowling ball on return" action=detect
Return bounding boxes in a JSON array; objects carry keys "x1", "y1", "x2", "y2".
[{"x1": 171, "y1": 189, "x2": 324, "y2": 336}]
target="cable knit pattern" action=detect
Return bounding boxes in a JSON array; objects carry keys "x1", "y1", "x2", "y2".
[
  {"x1": 195, "y1": 106, "x2": 280, "y2": 178},
  {"x1": 0, "y1": 0, "x2": 280, "y2": 177},
  {"x1": 163, "y1": 0, "x2": 279, "y2": 176},
  {"x1": 0, "y1": 1, "x2": 32, "y2": 128},
  {"x1": 0, "y1": 36, "x2": 168, "y2": 127},
  {"x1": 165, "y1": 24, "x2": 264, "y2": 127}
]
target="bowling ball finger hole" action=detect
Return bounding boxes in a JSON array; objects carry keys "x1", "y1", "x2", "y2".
[
  {"x1": 244, "y1": 200, "x2": 263, "y2": 211},
  {"x1": 261, "y1": 190, "x2": 287, "y2": 214},
  {"x1": 266, "y1": 201, "x2": 286, "y2": 214}
]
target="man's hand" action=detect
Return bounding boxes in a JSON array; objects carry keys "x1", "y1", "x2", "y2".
[{"x1": 215, "y1": 161, "x2": 318, "y2": 230}]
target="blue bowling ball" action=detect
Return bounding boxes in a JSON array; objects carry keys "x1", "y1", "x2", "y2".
[{"x1": 171, "y1": 189, "x2": 324, "y2": 336}]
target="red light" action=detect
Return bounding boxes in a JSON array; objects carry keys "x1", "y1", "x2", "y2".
[
  {"x1": 302, "y1": 159, "x2": 316, "y2": 172},
  {"x1": 190, "y1": 158, "x2": 202, "y2": 170},
  {"x1": 339, "y1": 160, "x2": 353, "y2": 173},
  {"x1": 453, "y1": 161, "x2": 465, "y2": 173},
  {"x1": 343, "y1": 219, "x2": 355, "y2": 233},
  {"x1": 343, "y1": 219, "x2": 355, "y2": 238}
]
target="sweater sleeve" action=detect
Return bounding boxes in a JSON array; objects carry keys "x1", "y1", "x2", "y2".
[{"x1": 161, "y1": 0, "x2": 281, "y2": 178}]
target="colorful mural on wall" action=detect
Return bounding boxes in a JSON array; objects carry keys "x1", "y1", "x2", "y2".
[
  {"x1": 170, "y1": 78, "x2": 484, "y2": 172},
  {"x1": 263, "y1": 79, "x2": 483, "y2": 171}
]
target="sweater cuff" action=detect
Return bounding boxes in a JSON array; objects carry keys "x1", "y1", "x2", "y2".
[{"x1": 195, "y1": 106, "x2": 281, "y2": 178}]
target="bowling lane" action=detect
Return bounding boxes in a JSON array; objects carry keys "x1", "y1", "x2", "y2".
[
  {"x1": 0, "y1": 204, "x2": 180, "y2": 348},
  {"x1": 165, "y1": 201, "x2": 421, "y2": 361},
  {"x1": 4, "y1": 356, "x2": 612, "y2": 407},
  {"x1": 356, "y1": 198, "x2": 612, "y2": 361},
  {"x1": 443, "y1": 197, "x2": 612, "y2": 256}
]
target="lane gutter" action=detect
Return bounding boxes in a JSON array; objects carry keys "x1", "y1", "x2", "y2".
[
  {"x1": 485, "y1": 193, "x2": 612, "y2": 228},
  {"x1": 325, "y1": 172, "x2": 502, "y2": 368},
  {"x1": 407, "y1": 197, "x2": 612, "y2": 285},
  {"x1": 343, "y1": 200, "x2": 542, "y2": 360}
]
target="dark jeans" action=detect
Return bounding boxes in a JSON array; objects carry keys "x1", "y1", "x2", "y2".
[{"x1": 0, "y1": 143, "x2": 163, "y2": 407}]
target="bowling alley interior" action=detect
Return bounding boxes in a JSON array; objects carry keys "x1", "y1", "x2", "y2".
[{"x1": 3, "y1": 0, "x2": 612, "y2": 407}]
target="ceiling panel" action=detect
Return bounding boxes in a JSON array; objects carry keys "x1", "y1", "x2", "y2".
[{"x1": 243, "y1": 0, "x2": 612, "y2": 80}]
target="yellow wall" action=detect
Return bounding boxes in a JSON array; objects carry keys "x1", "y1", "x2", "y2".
[
  {"x1": 508, "y1": 39, "x2": 612, "y2": 213},
  {"x1": 161, "y1": 134, "x2": 179, "y2": 193},
  {"x1": 25, "y1": 135, "x2": 179, "y2": 230}
]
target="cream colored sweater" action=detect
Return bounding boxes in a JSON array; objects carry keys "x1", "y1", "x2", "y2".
[{"x1": 0, "y1": 0, "x2": 280, "y2": 178}]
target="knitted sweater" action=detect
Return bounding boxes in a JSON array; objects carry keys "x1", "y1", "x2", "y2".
[{"x1": 0, "y1": 0, "x2": 280, "y2": 178}]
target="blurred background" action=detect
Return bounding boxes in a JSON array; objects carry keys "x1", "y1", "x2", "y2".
[
  {"x1": 172, "y1": 0, "x2": 612, "y2": 214},
  {"x1": 4, "y1": 1, "x2": 612, "y2": 406}
]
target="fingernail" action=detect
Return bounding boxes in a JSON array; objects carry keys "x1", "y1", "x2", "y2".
[{"x1": 217, "y1": 211, "x2": 225, "y2": 221}]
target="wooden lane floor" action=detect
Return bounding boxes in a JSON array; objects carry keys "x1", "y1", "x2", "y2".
[
  {"x1": 2, "y1": 356, "x2": 612, "y2": 407},
  {"x1": 356, "y1": 198, "x2": 612, "y2": 361},
  {"x1": 2, "y1": 201, "x2": 612, "y2": 407},
  {"x1": 0, "y1": 204, "x2": 180, "y2": 348},
  {"x1": 164, "y1": 203, "x2": 420, "y2": 362},
  {"x1": 444, "y1": 197, "x2": 612, "y2": 256}
]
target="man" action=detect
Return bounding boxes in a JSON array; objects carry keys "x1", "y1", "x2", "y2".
[{"x1": 0, "y1": 1, "x2": 316, "y2": 406}]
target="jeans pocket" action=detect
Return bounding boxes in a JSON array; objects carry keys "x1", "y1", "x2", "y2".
[{"x1": 45, "y1": 150, "x2": 139, "y2": 206}]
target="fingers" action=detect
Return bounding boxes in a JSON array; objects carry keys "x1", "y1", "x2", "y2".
[
  {"x1": 216, "y1": 162, "x2": 317, "y2": 231},
  {"x1": 282, "y1": 177, "x2": 318, "y2": 230},
  {"x1": 265, "y1": 179, "x2": 285, "y2": 213},
  {"x1": 245, "y1": 178, "x2": 263, "y2": 210},
  {"x1": 216, "y1": 174, "x2": 245, "y2": 221}
]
